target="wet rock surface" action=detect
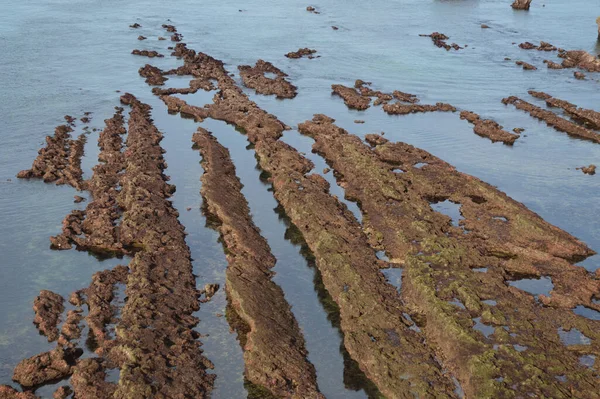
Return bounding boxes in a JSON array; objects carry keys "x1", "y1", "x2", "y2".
[
  {"x1": 519, "y1": 41, "x2": 557, "y2": 51},
  {"x1": 285, "y1": 48, "x2": 318, "y2": 59},
  {"x1": 299, "y1": 116, "x2": 600, "y2": 398},
  {"x1": 0, "y1": 385, "x2": 39, "y2": 399},
  {"x1": 528, "y1": 90, "x2": 600, "y2": 130},
  {"x1": 12, "y1": 346, "x2": 82, "y2": 387},
  {"x1": 419, "y1": 32, "x2": 463, "y2": 50},
  {"x1": 138, "y1": 64, "x2": 167, "y2": 85},
  {"x1": 558, "y1": 50, "x2": 600, "y2": 72},
  {"x1": 503, "y1": 96, "x2": 600, "y2": 143},
  {"x1": 459, "y1": 110, "x2": 519, "y2": 145},
  {"x1": 131, "y1": 49, "x2": 164, "y2": 58},
  {"x1": 194, "y1": 129, "x2": 323, "y2": 398},
  {"x1": 32, "y1": 290, "x2": 64, "y2": 342},
  {"x1": 331, "y1": 84, "x2": 371, "y2": 110},
  {"x1": 516, "y1": 60, "x2": 537, "y2": 70},
  {"x1": 16, "y1": 124, "x2": 86, "y2": 190},
  {"x1": 511, "y1": 0, "x2": 532, "y2": 10},
  {"x1": 578, "y1": 164, "x2": 597, "y2": 175},
  {"x1": 238, "y1": 59, "x2": 297, "y2": 99}
]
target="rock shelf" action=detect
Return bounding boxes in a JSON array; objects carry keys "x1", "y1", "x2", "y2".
[
  {"x1": 194, "y1": 129, "x2": 323, "y2": 398},
  {"x1": 298, "y1": 116, "x2": 600, "y2": 397},
  {"x1": 459, "y1": 111, "x2": 519, "y2": 145},
  {"x1": 238, "y1": 60, "x2": 297, "y2": 99},
  {"x1": 503, "y1": 96, "x2": 600, "y2": 144}
]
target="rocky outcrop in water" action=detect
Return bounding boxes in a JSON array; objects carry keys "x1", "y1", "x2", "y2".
[
  {"x1": 503, "y1": 96, "x2": 600, "y2": 143},
  {"x1": 419, "y1": 32, "x2": 463, "y2": 50},
  {"x1": 459, "y1": 111, "x2": 519, "y2": 145},
  {"x1": 578, "y1": 164, "x2": 597, "y2": 175},
  {"x1": 285, "y1": 48, "x2": 318, "y2": 59},
  {"x1": 194, "y1": 129, "x2": 323, "y2": 398},
  {"x1": 511, "y1": 0, "x2": 532, "y2": 10},
  {"x1": 131, "y1": 49, "x2": 164, "y2": 58},
  {"x1": 238, "y1": 60, "x2": 298, "y2": 99}
]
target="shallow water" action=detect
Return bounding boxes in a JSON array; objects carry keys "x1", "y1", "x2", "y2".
[{"x1": 1, "y1": 0, "x2": 600, "y2": 397}]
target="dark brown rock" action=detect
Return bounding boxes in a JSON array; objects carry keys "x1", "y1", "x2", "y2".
[{"x1": 33, "y1": 290, "x2": 64, "y2": 342}]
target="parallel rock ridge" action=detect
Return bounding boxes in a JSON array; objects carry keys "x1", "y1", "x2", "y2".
[
  {"x1": 503, "y1": 96, "x2": 600, "y2": 144},
  {"x1": 155, "y1": 44, "x2": 458, "y2": 398},
  {"x1": 7, "y1": 95, "x2": 215, "y2": 398},
  {"x1": 298, "y1": 116, "x2": 600, "y2": 398},
  {"x1": 194, "y1": 129, "x2": 322, "y2": 398}
]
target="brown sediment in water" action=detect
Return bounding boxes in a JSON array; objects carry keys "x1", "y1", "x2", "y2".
[
  {"x1": 193, "y1": 128, "x2": 323, "y2": 398},
  {"x1": 331, "y1": 84, "x2": 371, "y2": 110},
  {"x1": 528, "y1": 90, "x2": 600, "y2": 130},
  {"x1": 298, "y1": 115, "x2": 600, "y2": 398},
  {"x1": 32, "y1": 290, "x2": 64, "y2": 343},
  {"x1": 16, "y1": 124, "x2": 86, "y2": 190},
  {"x1": 238, "y1": 60, "x2": 298, "y2": 99},
  {"x1": 511, "y1": 0, "x2": 532, "y2": 10},
  {"x1": 285, "y1": 48, "x2": 318, "y2": 59},
  {"x1": 419, "y1": 32, "x2": 463, "y2": 51},
  {"x1": 459, "y1": 110, "x2": 519, "y2": 145},
  {"x1": 131, "y1": 49, "x2": 164, "y2": 58},
  {"x1": 502, "y1": 96, "x2": 600, "y2": 143}
]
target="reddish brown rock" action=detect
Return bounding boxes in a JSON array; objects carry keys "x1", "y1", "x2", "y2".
[
  {"x1": 528, "y1": 90, "x2": 600, "y2": 130},
  {"x1": 365, "y1": 133, "x2": 389, "y2": 146},
  {"x1": 285, "y1": 48, "x2": 318, "y2": 59},
  {"x1": 516, "y1": 60, "x2": 537, "y2": 70},
  {"x1": 544, "y1": 59, "x2": 564, "y2": 69},
  {"x1": 578, "y1": 164, "x2": 597, "y2": 175},
  {"x1": 138, "y1": 64, "x2": 167, "y2": 85},
  {"x1": 511, "y1": 0, "x2": 532, "y2": 10},
  {"x1": 137, "y1": 35, "x2": 146, "y2": 40},
  {"x1": 32, "y1": 290, "x2": 64, "y2": 342},
  {"x1": 17, "y1": 125, "x2": 86, "y2": 190},
  {"x1": 503, "y1": 96, "x2": 600, "y2": 143},
  {"x1": 12, "y1": 346, "x2": 82, "y2": 387},
  {"x1": 0, "y1": 385, "x2": 39, "y2": 399},
  {"x1": 131, "y1": 49, "x2": 164, "y2": 58},
  {"x1": 459, "y1": 110, "x2": 519, "y2": 145},
  {"x1": 238, "y1": 60, "x2": 297, "y2": 99},
  {"x1": 52, "y1": 386, "x2": 72, "y2": 399},
  {"x1": 383, "y1": 101, "x2": 456, "y2": 115},
  {"x1": 194, "y1": 129, "x2": 323, "y2": 398},
  {"x1": 161, "y1": 24, "x2": 177, "y2": 32},
  {"x1": 299, "y1": 116, "x2": 600, "y2": 397},
  {"x1": 559, "y1": 50, "x2": 600, "y2": 72},
  {"x1": 331, "y1": 84, "x2": 371, "y2": 110},
  {"x1": 70, "y1": 358, "x2": 117, "y2": 399},
  {"x1": 306, "y1": 6, "x2": 319, "y2": 13},
  {"x1": 574, "y1": 71, "x2": 586, "y2": 80},
  {"x1": 419, "y1": 32, "x2": 463, "y2": 51}
]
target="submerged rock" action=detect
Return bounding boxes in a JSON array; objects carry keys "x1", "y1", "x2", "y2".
[{"x1": 511, "y1": 0, "x2": 532, "y2": 10}]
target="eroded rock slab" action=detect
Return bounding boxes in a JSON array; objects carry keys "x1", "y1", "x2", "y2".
[
  {"x1": 528, "y1": 90, "x2": 600, "y2": 130},
  {"x1": 503, "y1": 96, "x2": 600, "y2": 144},
  {"x1": 298, "y1": 115, "x2": 600, "y2": 398},
  {"x1": 419, "y1": 32, "x2": 463, "y2": 50},
  {"x1": 17, "y1": 124, "x2": 86, "y2": 190},
  {"x1": 331, "y1": 84, "x2": 371, "y2": 110},
  {"x1": 285, "y1": 48, "x2": 318, "y2": 59},
  {"x1": 33, "y1": 290, "x2": 64, "y2": 342},
  {"x1": 459, "y1": 111, "x2": 519, "y2": 145},
  {"x1": 194, "y1": 129, "x2": 323, "y2": 398},
  {"x1": 238, "y1": 60, "x2": 297, "y2": 99},
  {"x1": 12, "y1": 346, "x2": 82, "y2": 388}
]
